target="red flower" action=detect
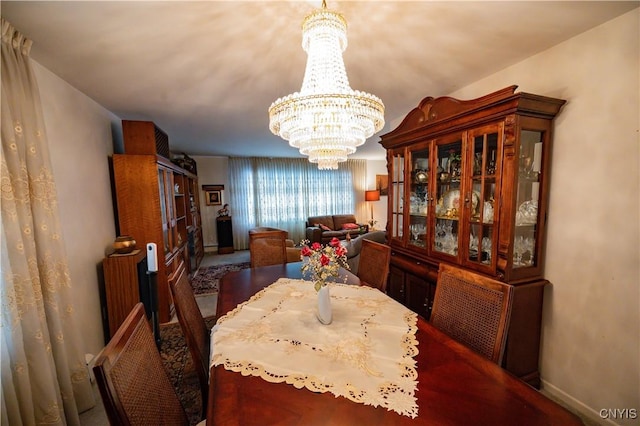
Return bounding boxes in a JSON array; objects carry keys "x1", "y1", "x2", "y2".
[
  {"x1": 320, "y1": 254, "x2": 330, "y2": 266},
  {"x1": 301, "y1": 246, "x2": 312, "y2": 257},
  {"x1": 329, "y1": 237, "x2": 341, "y2": 248},
  {"x1": 335, "y1": 245, "x2": 346, "y2": 257},
  {"x1": 311, "y1": 242, "x2": 322, "y2": 251}
]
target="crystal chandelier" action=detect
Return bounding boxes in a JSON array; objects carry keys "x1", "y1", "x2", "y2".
[{"x1": 268, "y1": 0, "x2": 385, "y2": 170}]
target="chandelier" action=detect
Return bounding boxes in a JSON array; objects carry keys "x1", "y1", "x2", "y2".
[{"x1": 268, "y1": 0, "x2": 385, "y2": 170}]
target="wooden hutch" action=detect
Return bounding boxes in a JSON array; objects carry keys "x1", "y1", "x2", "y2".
[
  {"x1": 380, "y1": 86, "x2": 565, "y2": 386},
  {"x1": 106, "y1": 120, "x2": 204, "y2": 326}
]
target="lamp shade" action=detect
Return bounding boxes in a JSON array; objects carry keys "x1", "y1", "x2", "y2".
[{"x1": 365, "y1": 190, "x2": 380, "y2": 202}]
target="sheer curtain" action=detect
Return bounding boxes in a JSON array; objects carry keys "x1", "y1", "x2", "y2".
[
  {"x1": 1, "y1": 18, "x2": 94, "y2": 425},
  {"x1": 228, "y1": 157, "x2": 367, "y2": 248}
]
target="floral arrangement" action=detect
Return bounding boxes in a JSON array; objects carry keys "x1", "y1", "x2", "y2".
[{"x1": 300, "y1": 237, "x2": 349, "y2": 291}]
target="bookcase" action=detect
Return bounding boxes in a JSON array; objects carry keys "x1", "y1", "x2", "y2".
[{"x1": 110, "y1": 120, "x2": 204, "y2": 323}]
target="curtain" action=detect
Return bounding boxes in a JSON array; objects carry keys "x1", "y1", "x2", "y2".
[
  {"x1": 1, "y1": 18, "x2": 94, "y2": 425},
  {"x1": 228, "y1": 157, "x2": 367, "y2": 248}
]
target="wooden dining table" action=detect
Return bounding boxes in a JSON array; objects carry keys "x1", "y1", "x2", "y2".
[{"x1": 207, "y1": 262, "x2": 582, "y2": 425}]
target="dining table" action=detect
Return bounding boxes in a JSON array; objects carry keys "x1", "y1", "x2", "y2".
[{"x1": 206, "y1": 261, "x2": 582, "y2": 425}]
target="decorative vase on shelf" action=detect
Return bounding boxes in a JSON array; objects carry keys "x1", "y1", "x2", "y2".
[
  {"x1": 113, "y1": 235, "x2": 136, "y2": 254},
  {"x1": 316, "y1": 284, "x2": 332, "y2": 325}
]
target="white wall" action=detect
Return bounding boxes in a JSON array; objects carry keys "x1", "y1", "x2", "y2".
[
  {"x1": 449, "y1": 9, "x2": 639, "y2": 425},
  {"x1": 33, "y1": 60, "x2": 121, "y2": 356},
  {"x1": 365, "y1": 159, "x2": 388, "y2": 230},
  {"x1": 192, "y1": 156, "x2": 228, "y2": 252}
]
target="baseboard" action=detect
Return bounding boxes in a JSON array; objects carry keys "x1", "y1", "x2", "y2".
[{"x1": 541, "y1": 379, "x2": 619, "y2": 426}]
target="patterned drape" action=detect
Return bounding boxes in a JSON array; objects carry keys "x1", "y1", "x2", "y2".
[
  {"x1": 1, "y1": 18, "x2": 94, "y2": 425},
  {"x1": 228, "y1": 157, "x2": 367, "y2": 248}
]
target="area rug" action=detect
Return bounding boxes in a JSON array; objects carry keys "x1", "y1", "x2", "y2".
[
  {"x1": 190, "y1": 262, "x2": 251, "y2": 295},
  {"x1": 160, "y1": 316, "x2": 217, "y2": 426}
]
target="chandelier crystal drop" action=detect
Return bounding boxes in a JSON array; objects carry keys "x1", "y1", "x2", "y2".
[{"x1": 268, "y1": 0, "x2": 385, "y2": 170}]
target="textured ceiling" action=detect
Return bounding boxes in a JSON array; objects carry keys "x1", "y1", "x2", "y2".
[{"x1": 2, "y1": 1, "x2": 637, "y2": 161}]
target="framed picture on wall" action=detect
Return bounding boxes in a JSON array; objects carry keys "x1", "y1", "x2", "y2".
[
  {"x1": 205, "y1": 190, "x2": 222, "y2": 205},
  {"x1": 376, "y1": 174, "x2": 389, "y2": 196}
]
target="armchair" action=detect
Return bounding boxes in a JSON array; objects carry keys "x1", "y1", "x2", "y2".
[{"x1": 249, "y1": 227, "x2": 301, "y2": 268}]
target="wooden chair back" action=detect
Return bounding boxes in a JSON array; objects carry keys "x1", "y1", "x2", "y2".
[
  {"x1": 169, "y1": 263, "x2": 210, "y2": 419},
  {"x1": 357, "y1": 239, "x2": 392, "y2": 292},
  {"x1": 431, "y1": 263, "x2": 514, "y2": 364},
  {"x1": 249, "y1": 229, "x2": 288, "y2": 268},
  {"x1": 93, "y1": 303, "x2": 189, "y2": 426}
]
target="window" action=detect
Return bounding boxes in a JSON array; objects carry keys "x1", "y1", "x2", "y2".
[{"x1": 229, "y1": 157, "x2": 366, "y2": 245}]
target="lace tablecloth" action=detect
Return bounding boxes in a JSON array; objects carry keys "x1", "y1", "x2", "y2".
[{"x1": 211, "y1": 278, "x2": 419, "y2": 417}]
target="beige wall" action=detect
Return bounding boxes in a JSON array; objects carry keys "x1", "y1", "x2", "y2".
[
  {"x1": 449, "y1": 9, "x2": 639, "y2": 425},
  {"x1": 192, "y1": 155, "x2": 228, "y2": 252},
  {"x1": 33, "y1": 60, "x2": 120, "y2": 356},
  {"x1": 365, "y1": 159, "x2": 388, "y2": 230}
]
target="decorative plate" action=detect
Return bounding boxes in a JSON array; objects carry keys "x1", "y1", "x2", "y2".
[{"x1": 442, "y1": 189, "x2": 480, "y2": 214}]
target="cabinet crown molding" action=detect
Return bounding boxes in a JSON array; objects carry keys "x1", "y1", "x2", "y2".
[{"x1": 380, "y1": 85, "x2": 566, "y2": 146}]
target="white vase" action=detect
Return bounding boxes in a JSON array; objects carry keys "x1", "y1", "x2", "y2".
[{"x1": 316, "y1": 285, "x2": 332, "y2": 325}]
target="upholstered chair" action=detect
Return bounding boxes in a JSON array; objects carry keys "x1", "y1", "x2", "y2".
[{"x1": 249, "y1": 227, "x2": 300, "y2": 267}]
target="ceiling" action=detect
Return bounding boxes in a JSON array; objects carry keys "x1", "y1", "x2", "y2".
[{"x1": 2, "y1": 1, "x2": 637, "y2": 161}]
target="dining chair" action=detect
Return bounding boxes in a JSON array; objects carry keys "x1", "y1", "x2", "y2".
[
  {"x1": 93, "y1": 303, "x2": 190, "y2": 426},
  {"x1": 431, "y1": 263, "x2": 514, "y2": 364},
  {"x1": 169, "y1": 262, "x2": 210, "y2": 420},
  {"x1": 248, "y1": 228, "x2": 288, "y2": 267},
  {"x1": 357, "y1": 239, "x2": 392, "y2": 292}
]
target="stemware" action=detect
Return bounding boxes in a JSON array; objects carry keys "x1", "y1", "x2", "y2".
[
  {"x1": 514, "y1": 236, "x2": 527, "y2": 265},
  {"x1": 411, "y1": 225, "x2": 419, "y2": 242},
  {"x1": 481, "y1": 237, "x2": 492, "y2": 262}
]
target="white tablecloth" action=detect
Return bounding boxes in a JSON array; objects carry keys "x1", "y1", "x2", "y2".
[{"x1": 211, "y1": 278, "x2": 419, "y2": 418}]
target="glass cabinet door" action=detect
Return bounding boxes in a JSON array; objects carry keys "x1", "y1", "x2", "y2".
[
  {"x1": 465, "y1": 124, "x2": 502, "y2": 269},
  {"x1": 514, "y1": 130, "x2": 544, "y2": 269},
  {"x1": 432, "y1": 136, "x2": 463, "y2": 258},
  {"x1": 158, "y1": 166, "x2": 177, "y2": 255},
  {"x1": 158, "y1": 168, "x2": 170, "y2": 254},
  {"x1": 389, "y1": 149, "x2": 405, "y2": 242},
  {"x1": 407, "y1": 144, "x2": 430, "y2": 250}
]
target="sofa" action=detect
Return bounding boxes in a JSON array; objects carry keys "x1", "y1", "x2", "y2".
[
  {"x1": 343, "y1": 231, "x2": 387, "y2": 275},
  {"x1": 305, "y1": 214, "x2": 367, "y2": 244}
]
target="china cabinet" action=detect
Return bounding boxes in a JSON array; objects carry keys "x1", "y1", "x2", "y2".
[
  {"x1": 111, "y1": 120, "x2": 204, "y2": 323},
  {"x1": 380, "y1": 86, "x2": 565, "y2": 386}
]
